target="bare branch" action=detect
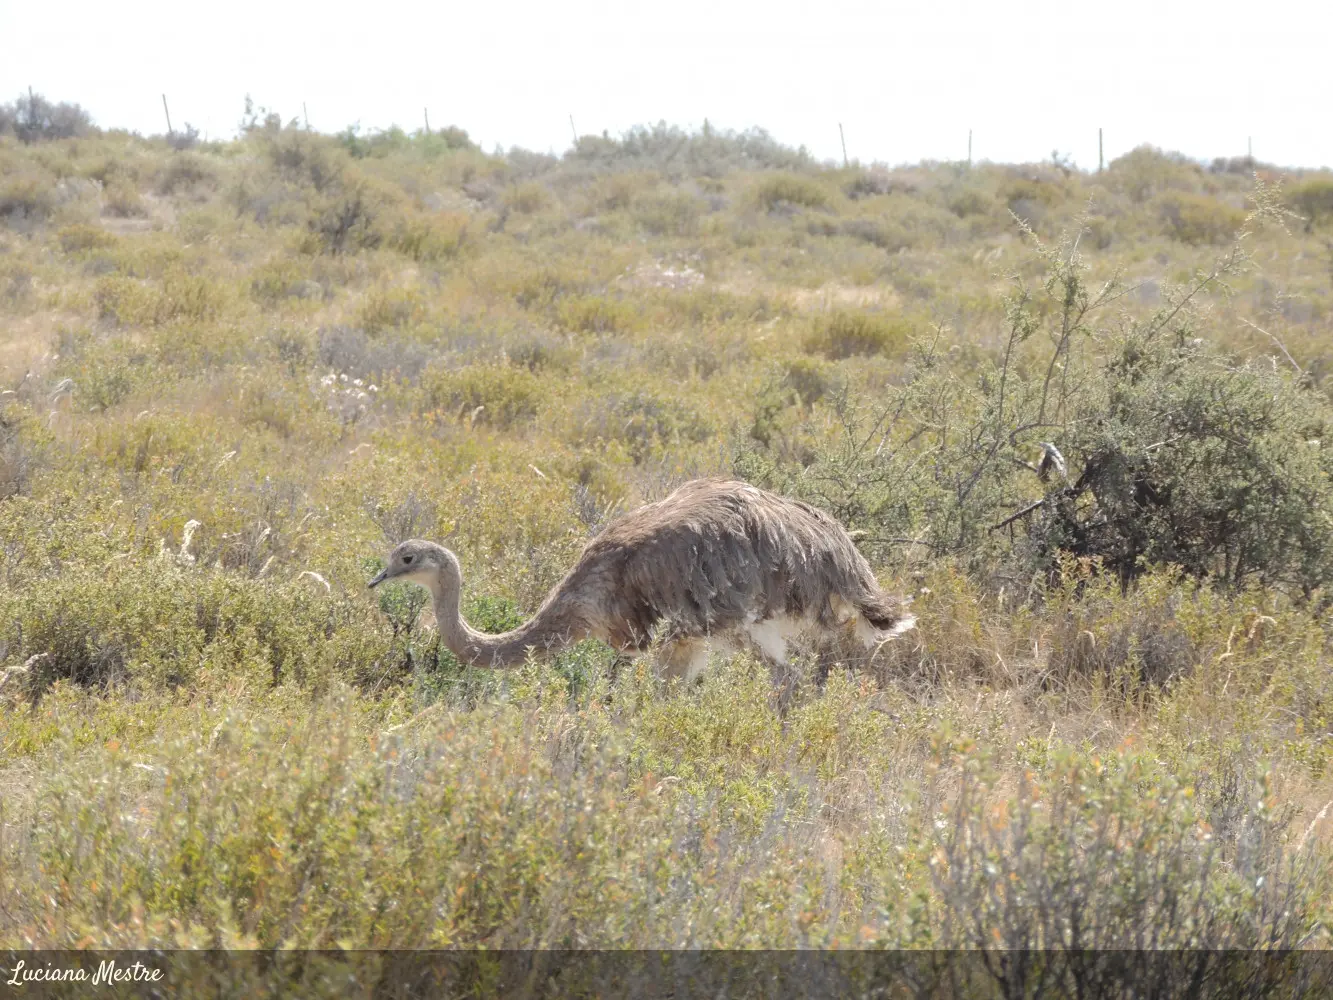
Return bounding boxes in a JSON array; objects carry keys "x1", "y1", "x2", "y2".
[
  {"x1": 990, "y1": 497, "x2": 1048, "y2": 532},
  {"x1": 1240, "y1": 318, "x2": 1305, "y2": 377}
]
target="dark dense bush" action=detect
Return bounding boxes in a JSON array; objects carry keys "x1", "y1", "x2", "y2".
[
  {"x1": 1023, "y1": 335, "x2": 1332, "y2": 592},
  {"x1": 0, "y1": 91, "x2": 95, "y2": 142},
  {"x1": 742, "y1": 198, "x2": 1333, "y2": 597},
  {"x1": 166, "y1": 123, "x2": 201, "y2": 151}
]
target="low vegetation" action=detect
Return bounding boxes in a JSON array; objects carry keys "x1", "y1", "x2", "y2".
[{"x1": 2, "y1": 93, "x2": 1333, "y2": 981}]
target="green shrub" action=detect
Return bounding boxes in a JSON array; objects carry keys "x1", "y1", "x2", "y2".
[
  {"x1": 355, "y1": 284, "x2": 426, "y2": 333},
  {"x1": 155, "y1": 153, "x2": 217, "y2": 196},
  {"x1": 803, "y1": 311, "x2": 912, "y2": 359},
  {"x1": 502, "y1": 331, "x2": 576, "y2": 372},
  {"x1": 748, "y1": 358, "x2": 837, "y2": 450},
  {"x1": 95, "y1": 270, "x2": 230, "y2": 326},
  {"x1": 263, "y1": 127, "x2": 342, "y2": 191},
  {"x1": 240, "y1": 380, "x2": 308, "y2": 437},
  {"x1": 305, "y1": 181, "x2": 383, "y2": 254},
  {"x1": 1158, "y1": 191, "x2": 1244, "y2": 245},
  {"x1": 843, "y1": 168, "x2": 906, "y2": 199},
  {"x1": 249, "y1": 256, "x2": 319, "y2": 306},
  {"x1": 578, "y1": 389, "x2": 711, "y2": 464},
  {"x1": 947, "y1": 188, "x2": 990, "y2": 218},
  {"x1": 101, "y1": 176, "x2": 146, "y2": 218},
  {"x1": 421, "y1": 363, "x2": 543, "y2": 429},
  {"x1": 73, "y1": 345, "x2": 153, "y2": 411},
  {"x1": 1288, "y1": 175, "x2": 1333, "y2": 232},
  {"x1": 1002, "y1": 175, "x2": 1067, "y2": 226},
  {"x1": 1031, "y1": 336, "x2": 1333, "y2": 591},
  {"x1": 1, "y1": 563, "x2": 384, "y2": 699},
  {"x1": 1107, "y1": 145, "x2": 1204, "y2": 203},
  {"x1": 927, "y1": 745, "x2": 1324, "y2": 953},
  {"x1": 57, "y1": 223, "x2": 117, "y2": 253},
  {"x1": 554, "y1": 293, "x2": 641, "y2": 334},
  {"x1": 755, "y1": 173, "x2": 830, "y2": 211},
  {"x1": 339, "y1": 123, "x2": 410, "y2": 159},
  {"x1": 632, "y1": 192, "x2": 703, "y2": 236},
  {"x1": 839, "y1": 217, "x2": 910, "y2": 251},
  {"x1": 503, "y1": 182, "x2": 550, "y2": 215},
  {"x1": 569, "y1": 121, "x2": 813, "y2": 175},
  {"x1": 1001, "y1": 176, "x2": 1065, "y2": 210},
  {"x1": 0, "y1": 171, "x2": 56, "y2": 225},
  {"x1": 389, "y1": 212, "x2": 470, "y2": 262}
]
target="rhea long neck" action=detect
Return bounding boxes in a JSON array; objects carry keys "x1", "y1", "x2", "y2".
[{"x1": 424, "y1": 547, "x2": 557, "y2": 668}]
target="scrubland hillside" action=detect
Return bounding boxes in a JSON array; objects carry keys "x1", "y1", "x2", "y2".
[{"x1": 3, "y1": 98, "x2": 1333, "y2": 977}]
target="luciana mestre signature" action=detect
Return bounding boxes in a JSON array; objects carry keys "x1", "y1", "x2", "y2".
[{"x1": 5, "y1": 958, "x2": 164, "y2": 987}]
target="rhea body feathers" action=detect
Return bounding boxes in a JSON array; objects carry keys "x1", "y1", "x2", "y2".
[{"x1": 370, "y1": 478, "x2": 915, "y2": 680}]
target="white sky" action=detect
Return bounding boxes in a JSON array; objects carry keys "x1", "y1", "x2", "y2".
[{"x1": 4, "y1": 0, "x2": 1330, "y2": 169}]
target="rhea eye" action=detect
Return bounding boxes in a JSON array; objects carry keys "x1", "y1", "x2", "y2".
[{"x1": 402, "y1": 554, "x2": 415, "y2": 565}]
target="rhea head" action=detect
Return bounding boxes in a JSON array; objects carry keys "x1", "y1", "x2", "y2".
[{"x1": 367, "y1": 539, "x2": 457, "y2": 594}]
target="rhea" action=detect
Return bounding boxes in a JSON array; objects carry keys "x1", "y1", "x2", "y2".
[{"x1": 369, "y1": 478, "x2": 915, "y2": 681}]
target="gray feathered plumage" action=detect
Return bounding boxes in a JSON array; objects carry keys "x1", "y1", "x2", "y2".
[{"x1": 370, "y1": 478, "x2": 915, "y2": 676}]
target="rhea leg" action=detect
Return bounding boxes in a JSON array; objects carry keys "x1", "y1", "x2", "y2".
[
  {"x1": 745, "y1": 616, "x2": 810, "y2": 712},
  {"x1": 660, "y1": 633, "x2": 741, "y2": 685},
  {"x1": 745, "y1": 619, "x2": 791, "y2": 665},
  {"x1": 660, "y1": 636, "x2": 708, "y2": 684}
]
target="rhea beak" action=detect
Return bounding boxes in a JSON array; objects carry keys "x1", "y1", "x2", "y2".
[{"x1": 368, "y1": 569, "x2": 388, "y2": 589}]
